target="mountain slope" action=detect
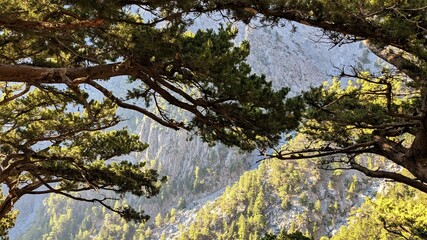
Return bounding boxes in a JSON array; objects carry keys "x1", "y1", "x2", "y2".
[{"x1": 152, "y1": 134, "x2": 382, "y2": 239}]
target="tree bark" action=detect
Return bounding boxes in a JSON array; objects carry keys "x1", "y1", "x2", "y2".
[
  {"x1": 0, "y1": 62, "x2": 135, "y2": 85},
  {"x1": 0, "y1": 15, "x2": 104, "y2": 31},
  {"x1": 0, "y1": 195, "x2": 15, "y2": 221}
]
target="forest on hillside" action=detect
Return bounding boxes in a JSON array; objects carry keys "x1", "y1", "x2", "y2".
[{"x1": 15, "y1": 134, "x2": 427, "y2": 239}]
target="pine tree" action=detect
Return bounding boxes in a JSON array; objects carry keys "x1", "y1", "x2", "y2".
[
  {"x1": 251, "y1": 189, "x2": 266, "y2": 229},
  {"x1": 0, "y1": 0, "x2": 302, "y2": 234},
  {"x1": 332, "y1": 183, "x2": 427, "y2": 240},
  {"x1": 154, "y1": 213, "x2": 163, "y2": 227},
  {"x1": 153, "y1": 0, "x2": 427, "y2": 193},
  {"x1": 237, "y1": 214, "x2": 247, "y2": 240}
]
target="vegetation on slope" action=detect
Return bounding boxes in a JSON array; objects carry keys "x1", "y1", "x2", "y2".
[
  {"x1": 331, "y1": 181, "x2": 427, "y2": 240},
  {"x1": 172, "y1": 135, "x2": 378, "y2": 240}
]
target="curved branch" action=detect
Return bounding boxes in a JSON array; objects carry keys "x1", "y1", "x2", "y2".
[
  {"x1": 0, "y1": 15, "x2": 105, "y2": 31},
  {"x1": 205, "y1": 2, "x2": 426, "y2": 59},
  {"x1": 134, "y1": 68, "x2": 229, "y2": 130},
  {"x1": 0, "y1": 84, "x2": 31, "y2": 105},
  {"x1": 0, "y1": 177, "x2": 44, "y2": 219},
  {"x1": 86, "y1": 79, "x2": 182, "y2": 130},
  {"x1": 30, "y1": 173, "x2": 147, "y2": 222},
  {"x1": 271, "y1": 140, "x2": 377, "y2": 161},
  {"x1": 364, "y1": 40, "x2": 426, "y2": 82},
  {"x1": 0, "y1": 61, "x2": 133, "y2": 84},
  {"x1": 349, "y1": 162, "x2": 427, "y2": 193}
]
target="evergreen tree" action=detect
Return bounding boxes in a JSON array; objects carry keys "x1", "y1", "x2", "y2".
[
  {"x1": 237, "y1": 214, "x2": 247, "y2": 240},
  {"x1": 169, "y1": 208, "x2": 177, "y2": 223},
  {"x1": 0, "y1": 83, "x2": 165, "y2": 235},
  {"x1": 0, "y1": 0, "x2": 302, "y2": 235},
  {"x1": 154, "y1": 213, "x2": 163, "y2": 228},
  {"x1": 131, "y1": 0, "x2": 427, "y2": 191},
  {"x1": 262, "y1": 230, "x2": 312, "y2": 240},
  {"x1": 162, "y1": 0, "x2": 427, "y2": 193},
  {"x1": 251, "y1": 189, "x2": 266, "y2": 229},
  {"x1": 331, "y1": 183, "x2": 427, "y2": 240}
]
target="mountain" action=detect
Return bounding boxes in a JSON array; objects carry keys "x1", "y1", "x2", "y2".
[
  {"x1": 10, "y1": 19, "x2": 381, "y2": 240},
  {"x1": 151, "y1": 134, "x2": 383, "y2": 239}
]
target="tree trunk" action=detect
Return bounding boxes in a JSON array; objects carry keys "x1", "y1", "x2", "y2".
[
  {"x1": 404, "y1": 122, "x2": 427, "y2": 182},
  {"x1": 0, "y1": 194, "x2": 16, "y2": 221}
]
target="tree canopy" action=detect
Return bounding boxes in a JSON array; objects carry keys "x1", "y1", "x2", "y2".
[
  {"x1": 273, "y1": 1, "x2": 427, "y2": 194},
  {"x1": 0, "y1": 0, "x2": 302, "y2": 237},
  {"x1": 167, "y1": 0, "x2": 427, "y2": 193},
  {"x1": 331, "y1": 182, "x2": 427, "y2": 240}
]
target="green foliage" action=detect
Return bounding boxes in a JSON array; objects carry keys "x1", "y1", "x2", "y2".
[
  {"x1": 154, "y1": 213, "x2": 163, "y2": 227},
  {"x1": 206, "y1": 0, "x2": 427, "y2": 196},
  {"x1": 181, "y1": 27, "x2": 303, "y2": 150},
  {"x1": 20, "y1": 194, "x2": 155, "y2": 240},
  {"x1": 0, "y1": 0, "x2": 302, "y2": 150},
  {"x1": 94, "y1": 211, "x2": 134, "y2": 240},
  {"x1": 0, "y1": 191, "x2": 17, "y2": 239},
  {"x1": 331, "y1": 183, "x2": 427, "y2": 240},
  {"x1": 169, "y1": 208, "x2": 177, "y2": 223},
  {"x1": 314, "y1": 200, "x2": 321, "y2": 212},
  {"x1": 0, "y1": 0, "x2": 303, "y2": 235},
  {"x1": 237, "y1": 214, "x2": 248, "y2": 240},
  {"x1": 192, "y1": 166, "x2": 205, "y2": 193},
  {"x1": 0, "y1": 82, "x2": 165, "y2": 231},
  {"x1": 162, "y1": 0, "x2": 427, "y2": 196},
  {"x1": 176, "y1": 138, "x2": 369, "y2": 239},
  {"x1": 262, "y1": 230, "x2": 312, "y2": 240},
  {"x1": 302, "y1": 76, "x2": 410, "y2": 146},
  {"x1": 179, "y1": 167, "x2": 268, "y2": 239}
]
